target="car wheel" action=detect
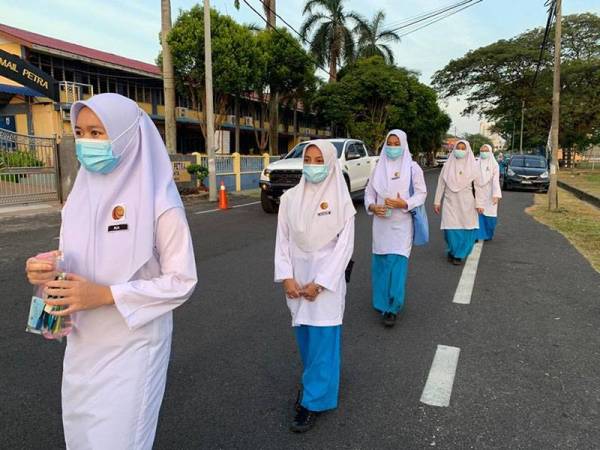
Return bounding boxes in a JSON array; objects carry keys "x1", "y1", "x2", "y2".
[{"x1": 261, "y1": 190, "x2": 278, "y2": 214}]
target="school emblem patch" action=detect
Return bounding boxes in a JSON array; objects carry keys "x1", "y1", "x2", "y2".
[
  {"x1": 112, "y1": 205, "x2": 125, "y2": 221},
  {"x1": 320, "y1": 201, "x2": 329, "y2": 210},
  {"x1": 395, "y1": 172, "x2": 400, "y2": 178}
]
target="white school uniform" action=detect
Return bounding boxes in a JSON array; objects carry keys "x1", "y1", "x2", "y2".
[
  {"x1": 477, "y1": 150, "x2": 502, "y2": 217},
  {"x1": 364, "y1": 162, "x2": 427, "y2": 256},
  {"x1": 434, "y1": 140, "x2": 484, "y2": 230},
  {"x1": 62, "y1": 208, "x2": 196, "y2": 450},
  {"x1": 275, "y1": 194, "x2": 354, "y2": 327}
]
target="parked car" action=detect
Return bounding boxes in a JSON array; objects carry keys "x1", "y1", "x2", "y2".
[
  {"x1": 502, "y1": 154, "x2": 549, "y2": 192},
  {"x1": 259, "y1": 139, "x2": 378, "y2": 213},
  {"x1": 435, "y1": 154, "x2": 448, "y2": 166}
]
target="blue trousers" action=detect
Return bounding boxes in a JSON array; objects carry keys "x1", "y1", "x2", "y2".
[
  {"x1": 477, "y1": 215, "x2": 497, "y2": 241},
  {"x1": 444, "y1": 229, "x2": 477, "y2": 260},
  {"x1": 371, "y1": 254, "x2": 409, "y2": 315},
  {"x1": 295, "y1": 325, "x2": 341, "y2": 412}
]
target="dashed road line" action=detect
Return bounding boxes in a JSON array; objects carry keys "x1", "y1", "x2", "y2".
[
  {"x1": 420, "y1": 345, "x2": 461, "y2": 407},
  {"x1": 452, "y1": 241, "x2": 483, "y2": 305}
]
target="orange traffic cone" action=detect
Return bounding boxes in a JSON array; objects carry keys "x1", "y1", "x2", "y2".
[{"x1": 218, "y1": 181, "x2": 229, "y2": 210}]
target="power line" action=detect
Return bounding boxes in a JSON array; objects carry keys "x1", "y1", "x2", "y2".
[
  {"x1": 395, "y1": 1, "x2": 484, "y2": 39},
  {"x1": 531, "y1": 0, "x2": 557, "y2": 88},
  {"x1": 382, "y1": 0, "x2": 474, "y2": 29},
  {"x1": 383, "y1": 0, "x2": 478, "y2": 34}
]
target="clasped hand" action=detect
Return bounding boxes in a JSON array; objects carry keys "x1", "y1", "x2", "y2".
[{"x1": 283, "y1": 279, "x2": 322, "y2": 301}]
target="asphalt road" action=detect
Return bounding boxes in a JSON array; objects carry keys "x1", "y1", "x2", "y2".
[{"x1": 1, "y1": 169, "x2": 599, "y2": 449}]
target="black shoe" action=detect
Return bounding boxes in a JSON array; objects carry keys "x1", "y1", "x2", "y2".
[
  {"x1": 452, "y1": 257, "x2": 463, "y2": 266},
  {"x1": 447, "y1": 253, "x2": 454, "y2": 263},
  {"x1": 382, "y1": 312, "x2": 397, "y2": 327},
  {"x1": 290, "y1": 406, "x2": 318, "y2": 433}
]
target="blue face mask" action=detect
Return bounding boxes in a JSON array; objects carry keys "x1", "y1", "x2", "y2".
[
  {"x1": 454, "y1": 149, "x2": 466, "y2": 159},
  {"x1": 480, "y1": 152, "x2": 490, "y2": 159},
  {"x1": 384, "y1": 145, "x2": 404, "y2": 160},
  {"x1": 76, "y1": 139, "x2": 120, "y2": 174},
  {"x1": 303, "y1": 164, "x2": 328, "y2": 184}
]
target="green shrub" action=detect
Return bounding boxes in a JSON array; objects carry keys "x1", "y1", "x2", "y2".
[{"x1": 187, "y1": 164, "x2": 209, "y2": 181}]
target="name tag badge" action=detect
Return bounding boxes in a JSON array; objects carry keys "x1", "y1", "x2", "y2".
[
  {"x1": 318, "y1": 211, "x2": 332, "y2": 216},
  {"x1": 108, "y1": 224, "x2": 129, "y2": 232}
]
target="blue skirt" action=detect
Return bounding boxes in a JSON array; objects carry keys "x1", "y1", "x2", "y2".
[
  {"x1": 371, "y1": 254, "x2": 409, "y2": 314},
  {"x1": 444, "y1": 229, "x2": 477, "y2": 260},
  {"x1": 477, "y1": 215, "x2": 497, "y2": 241},
  {"x1": 295, "y1": 325, "x2": 341, "y2": 412}
]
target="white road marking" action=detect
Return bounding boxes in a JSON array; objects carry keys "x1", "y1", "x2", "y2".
[
  {"x1": 420, "y1": 345, "x2": 461, "y2": 407},
  {"x1": 193, "y1": 201, "x2": 261, "y2": 215},
  {"x1": 452, "y1": 241, "x2": 483, "y2": 305}
]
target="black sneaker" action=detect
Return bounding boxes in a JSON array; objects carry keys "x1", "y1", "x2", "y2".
[
  {"x1": 452, "y1": 257, "x2": 463, "y2": 266},
  {"x1": 290, "y1": 406, "x2": 318, "y2": 433},
  {"x1": 383, "y1": 312, "x2": 397, "y2": 327}
]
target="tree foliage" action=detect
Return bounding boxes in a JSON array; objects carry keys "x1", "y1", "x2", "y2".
[
  {"x1": 300, "y1": 0, "x2": 364, "y2": 81},
  {"x1": 165, "y1": 6, "x2": 260, "y2": 138},
  {"x1": 313, "y1": 57, "x2": 450, "y2": 155},
  {"x1": 354, "y1": 10, "x2": 401, "y2": 64},
  {"x1": 432, "y1": 13, "x2": 600, "y2": 151}
]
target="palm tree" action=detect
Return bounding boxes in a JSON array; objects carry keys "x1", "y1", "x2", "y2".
[
  {"x1": 354, "y1": 10, "x2": 400, "y2": 64},
  {"x1": 300, "y1": 0, "x2": 364, "y2": 82}
]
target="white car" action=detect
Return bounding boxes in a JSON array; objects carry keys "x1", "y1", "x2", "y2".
[{"x1": 259, "y1": 139, "x2": 378, "y2": 213}]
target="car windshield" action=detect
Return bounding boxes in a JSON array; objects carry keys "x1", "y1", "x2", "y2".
[
  {"x1": 284, "y1": 142, "x2": 345, "y2": 159},
  {"x1": 511, "y1": 156, "x2": 546, "y2": 168}
]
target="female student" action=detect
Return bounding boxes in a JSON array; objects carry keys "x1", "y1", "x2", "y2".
[
  {"x1": 274, "y1": 140, "x2": 356, "y2": 433},
  {"x1": 476, "y1": 144, "x2": 502, "y2": 241},
  {"x1": 25, "y1": 93, "x2": 197, "y2": 449},
  {"x1": 364, "y1": 129, "x2": 427, "y2": 327},
  {"x1": 433, "y1": 139, "x2": 484, "y2": 265}
]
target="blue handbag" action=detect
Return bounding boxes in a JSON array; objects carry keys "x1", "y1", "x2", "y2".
[{"x1": 409, "y1": 167, "x2": 429, "y2": 246}]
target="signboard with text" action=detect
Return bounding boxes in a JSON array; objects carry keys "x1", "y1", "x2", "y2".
[{"x1": 0, "y1": 49, "x2": 58, "y2": 100}]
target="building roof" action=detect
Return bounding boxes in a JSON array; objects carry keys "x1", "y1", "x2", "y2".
[{"x1": 0, "y1": 23, "x2": 162, "y2": 78}]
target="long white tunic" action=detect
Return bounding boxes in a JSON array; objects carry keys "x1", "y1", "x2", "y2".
[
  {"x1": 61, "y1": 207, "x2": 197, "y2": 450},
  {"x1": 434, "y1": 172, "x2": 485, "y2": 230},
  {"x1": 479, "y1": 163, "x2": 502, "y2": 217},
  {"x1": 274, "y1": 194, "x2": 355, "y2": 327},
  {"x1": 364, "y1": 162, "x2": 427, "y2": 257}
]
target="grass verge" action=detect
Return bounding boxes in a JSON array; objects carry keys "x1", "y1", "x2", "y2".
[
  {"x1": 559, "y1": 169, "x2": 600, "y2": 198},
  {"x1": 526, "y1": 188, "x2": 600, "y2": 273}
]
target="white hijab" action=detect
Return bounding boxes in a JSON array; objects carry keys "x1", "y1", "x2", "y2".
[
  {"x1": 442, "y1": 139, "x2": 478, "y2": 192},
  {"x1": 477, "y1": 144, "x2": 498, "y2": 185},
  {"x1": 285, "y1": 140, "x2": 356, "y2": 253},
  {"x1": 62, "y1": 93, "x2": 182, "y2": 285},
  {"x1": 371, "y1": 129, "x2": 413, "y2": 200}
]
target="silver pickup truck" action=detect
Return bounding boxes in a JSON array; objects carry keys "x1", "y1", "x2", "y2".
[{"x1": 258, "y1": 138, "x2": 378, "y2": 213}]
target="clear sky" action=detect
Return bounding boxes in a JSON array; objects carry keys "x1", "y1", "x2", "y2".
[{"x1": 3, "y1": 0, "x2": 599, "y2": 135}]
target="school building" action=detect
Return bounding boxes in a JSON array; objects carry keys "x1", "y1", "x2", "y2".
[{"x1": 0, "y1": 22, "x2": 330, "y2": 155}]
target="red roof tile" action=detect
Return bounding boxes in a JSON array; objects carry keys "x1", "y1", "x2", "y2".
[{"x1": 0, "y1": 23, "x2": 161, "y2": 77}]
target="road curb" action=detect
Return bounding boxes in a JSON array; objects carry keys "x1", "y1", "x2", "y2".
[{"x1": 557, "y1": 180, "x2": 600, "y2": 209}]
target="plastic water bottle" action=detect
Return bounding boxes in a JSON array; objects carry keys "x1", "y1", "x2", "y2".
[{"x1": 41, "y1": 252, "x2": 72, "y2": 340}]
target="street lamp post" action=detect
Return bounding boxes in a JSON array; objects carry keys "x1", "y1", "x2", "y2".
[{"x1": 204, "y1": 0, "x2": 217, "y2": 202}]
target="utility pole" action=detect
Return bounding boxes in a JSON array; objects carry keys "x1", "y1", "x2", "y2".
[
  {"x1": 511, "y1": 121, "x2": 515, "y2": 152},
  {"x1": 161, "y1": 0, "x2": 177, "y2": 154},
  {"x1": 549, "y1": 0, "x2": 561, "y2": 210},
  {"x1": 519, "y1": 99, "x2": 525, "y2": 154},
  {"x1": 204, "y1": 0, "x2": 217, "y2": 201},
  {"x1": 265, "y1": 0, "x2": 279, "y2": 156}
]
